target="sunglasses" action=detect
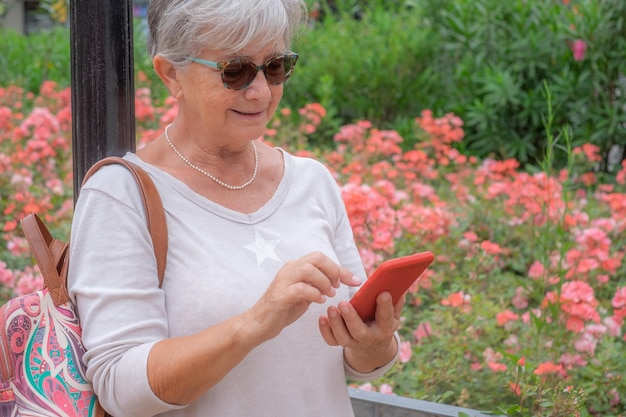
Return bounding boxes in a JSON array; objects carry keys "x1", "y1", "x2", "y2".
[{"x1": 187, "y1": 52, "x2": 299, "y2": 90}]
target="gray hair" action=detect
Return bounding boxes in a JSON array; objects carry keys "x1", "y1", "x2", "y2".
[{"x1": 146, "y1": 0, "x2": 306, "y2": 67}]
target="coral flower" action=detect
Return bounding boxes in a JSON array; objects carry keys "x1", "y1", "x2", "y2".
[
  {"x1": 487, "y1": 362, "x2": 507, "y2": 373},
  {"x1": 441, "y1": 291, "x2": 471, "y2": 311},
  {"x1": 509, "y1": 381, "x2": 521, "y2": 396},
  {"x1": 496, "y1": 310, "x2": 519, "y2": 327},
  {"x1": 534, "y1": 362, "x2": 567, "y2": 377}
]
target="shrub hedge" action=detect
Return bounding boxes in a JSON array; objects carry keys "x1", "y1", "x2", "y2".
[{"x1": 1, "y1": 0, "x2": 624, "y2": 169}]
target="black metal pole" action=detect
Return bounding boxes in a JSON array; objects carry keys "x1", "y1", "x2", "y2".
[{"x1": 70, "y1": 0, "x2": 136, "y2": 201}]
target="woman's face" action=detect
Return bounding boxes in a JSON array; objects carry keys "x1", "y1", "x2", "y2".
[{"x1": 175, "y1": 42, "x2": 286, "y2": 148}]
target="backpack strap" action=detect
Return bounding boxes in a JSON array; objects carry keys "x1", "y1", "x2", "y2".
[
  {"x1": 84, "y1": 157, "x2": 168, "y2": 284},
  {"x1": 21, "y1": 215, "x2": 70, "y2": 305},
  {"x1": 21, "y1": 156, "x2": 168, "y2": 306}
]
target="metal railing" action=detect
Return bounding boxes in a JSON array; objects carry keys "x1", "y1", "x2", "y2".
[{"x1": 350, "y1": 389, "x2": 499, "y2": 417}]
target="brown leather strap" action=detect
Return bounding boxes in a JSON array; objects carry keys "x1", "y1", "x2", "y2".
[
  {"x1": 21, "y1": 214, "x2": 70, "y2": 305},
  {"x1": 83, "y1": 157, "x2": 168, "y2": 283},
  {"x1": 21, "y1": 156, "x2": 168, "y2": 306}
]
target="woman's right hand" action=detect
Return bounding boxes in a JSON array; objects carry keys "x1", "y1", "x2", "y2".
[
  {"x1": 148, "y1": 252, "x2": 361, "y2": 406},
  {"x1": 248, "y1": 251, "x2": 362, "y2": 342}
]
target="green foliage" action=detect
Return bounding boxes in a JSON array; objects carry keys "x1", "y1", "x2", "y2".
[
  {"x1": 303, "y1": 0, "x2": 417, "y2": 19},
  {"x1": 284, "y1": 3, "x2": 439, "y2": 145},
  {"x1": 419, "y1": 0, "x2": 626, "y2": 167},
  {"x1": 0, "y1": 26, "x2": 70, "y2": 92},
  {"x1": 292, "y1": 0, "x2": 625, "y2": 168},
  {"x1": 0, "y1": 19, "x2": 168, "y2": 105}
]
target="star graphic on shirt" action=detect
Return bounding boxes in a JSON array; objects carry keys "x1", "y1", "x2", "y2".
[{"x1": 244, "y1": 230, "x2": 281, "y2": 266}]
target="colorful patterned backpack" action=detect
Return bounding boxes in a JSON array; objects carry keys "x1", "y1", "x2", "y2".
[{"x1": 0, "y1": 157, "x2": 167, "y2": 417}]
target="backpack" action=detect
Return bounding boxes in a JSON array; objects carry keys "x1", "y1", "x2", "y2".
[{"x1": 0, "y1": 157, "x2": 167, "y2": 417}]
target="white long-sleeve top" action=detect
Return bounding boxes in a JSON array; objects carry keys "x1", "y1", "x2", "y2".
[{"x1": 68, "y1": 150, "x2": 399, "y2": 417}]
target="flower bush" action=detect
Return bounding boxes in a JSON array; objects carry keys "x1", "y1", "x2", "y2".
[{"x1": 1, "y1": 81, "x2": 625, "y2": 416}]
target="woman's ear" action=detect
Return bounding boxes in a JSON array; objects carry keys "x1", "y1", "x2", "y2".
[{"x1": 153, "y1": 55, "x2": 183, "y2": 99}]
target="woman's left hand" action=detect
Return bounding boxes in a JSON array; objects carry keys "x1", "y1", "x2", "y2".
[{"x1": 318, "y1": 291, "x2": 404, "y2": 373}]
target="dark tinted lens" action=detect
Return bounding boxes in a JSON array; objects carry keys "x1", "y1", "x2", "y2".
[
  {"x1": 264, "y1": 57, "x2": 287, "y2": 83},
  {"x1": 221, "y1": 61, "x2": 256, "y2": 90},
  {"x1": 265, "y1": 55, "x2": 297, "y2": 84}
]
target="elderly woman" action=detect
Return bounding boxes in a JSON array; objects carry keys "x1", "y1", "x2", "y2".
[{"x1": 68, "y1": 1, "x2": 402, "y2": 416}]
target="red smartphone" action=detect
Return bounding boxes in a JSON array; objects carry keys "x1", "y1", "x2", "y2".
[{"x1": 349, "y1": 251, "x2": 434, "y2": 321}]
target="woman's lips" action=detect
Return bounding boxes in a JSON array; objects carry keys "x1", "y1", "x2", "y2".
[{"x1": 234, "y1": 110, "x2": 263, "y2": 116}]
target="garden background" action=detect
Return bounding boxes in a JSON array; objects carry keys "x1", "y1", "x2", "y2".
[{"x1": 1, "y1": 0, "x2": 626, "y2": 416}]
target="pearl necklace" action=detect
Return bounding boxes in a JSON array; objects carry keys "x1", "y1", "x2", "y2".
[{"x1": 164, "y1": 124, "x2": 259, "y2": 190}]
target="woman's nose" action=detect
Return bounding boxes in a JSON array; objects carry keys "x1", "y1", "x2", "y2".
[{"x1": 245, "y1": 69, "x2": 273, "y2": 98}]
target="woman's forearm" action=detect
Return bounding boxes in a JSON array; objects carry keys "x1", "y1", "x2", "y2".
[{"x1": 146, "y1": 310, "x2": 263, "y2": 405}]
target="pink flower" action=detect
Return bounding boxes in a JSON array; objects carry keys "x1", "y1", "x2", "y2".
[
  {"x1": 397, "y1": 204, "x2": 457, "y2": 243},
  {"x1": 512, "y1": 286, "x2": 529, "y2": 309},
  {"x1": 7, "y1": 236, "x2": 30, "y2": 257},
  {"x1": 561, "y1": 280, "x2": 596, "y2": 304},
  {"x1": 480, "y1": 240, "x2": 504, "y2": 255},
  {"x1": 603, "y1": 316, "x2": 623, "y2": 337},
  {"x1": 583, "y1": 323, "x2": 607, "y2": 337},
  {"x1": 45, "y1": 177, "x2": 64, "y2": 195},
  {"x1": 574, "y1": 332, "x2": 598, "y2": 355},
  {"x1": 14, "y1": 267, "x2": 44, "y2": 296},
  {"x1": 612, "y1": 287, "x2": 626, "y2": 320},
  {"x1": 470, "y1": 362, "x2": 483, "y2": 371},
  {"x1": 413, "y1": 322, "x2": 432, "y2": 343},
  {"x1": 528, "y1": 261, "x2": 545, "y2": 279},
  {"x1": 483, "y1": 347, "x2": 502, "y2": 363},
  {"x1": 358, "y1": 248, "x2": 383, "y2": 276},
  {"x1": 571, "y1": 40, "x2": 587, "y2": 61},
  {"x1": 612, "y1": 287, "x2": 626, "y2": 308},
  {"x1": 542, "y1": 281, "x2": 601, "y2": 332},
  {"x1": 0, "y1": 106, "x2": 12, "y2": 130},
  {"x1": 609, "y1": 388, "x2": 621, "y2": 407},
  {"x1": 0, "y1": 261, "x2": 15, "y2": 286},
  {"x1": 379, "y1": 384, "x2": 394, "y2": 395},
  {"x1": 503, "y1": 334, "x2": 519, "y2": 348},
  {"x1": 616, "y1": 160, "x2": 626, "y2": 185},
  {"x1": 596, "y1": 274, "x2": 609, "y2": 284},
  {"x1": 573, "y1": 143, "x2": 602, "y2": 162},
  {"x1": 398, "y1": 341, "x2": 412, "y2": 363},
  {"x1": 573, "y1": 257, "x2": 600, "y2": 275},
  {"x1": 559, "y1": 353, "x2": 587, "y2": 368},
  {"x1": 566, "y1": 316, "x2": 586, "y2": 333},
  {"x1": 341, "y1": 182, "x2": 399, "y2": 256}
]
